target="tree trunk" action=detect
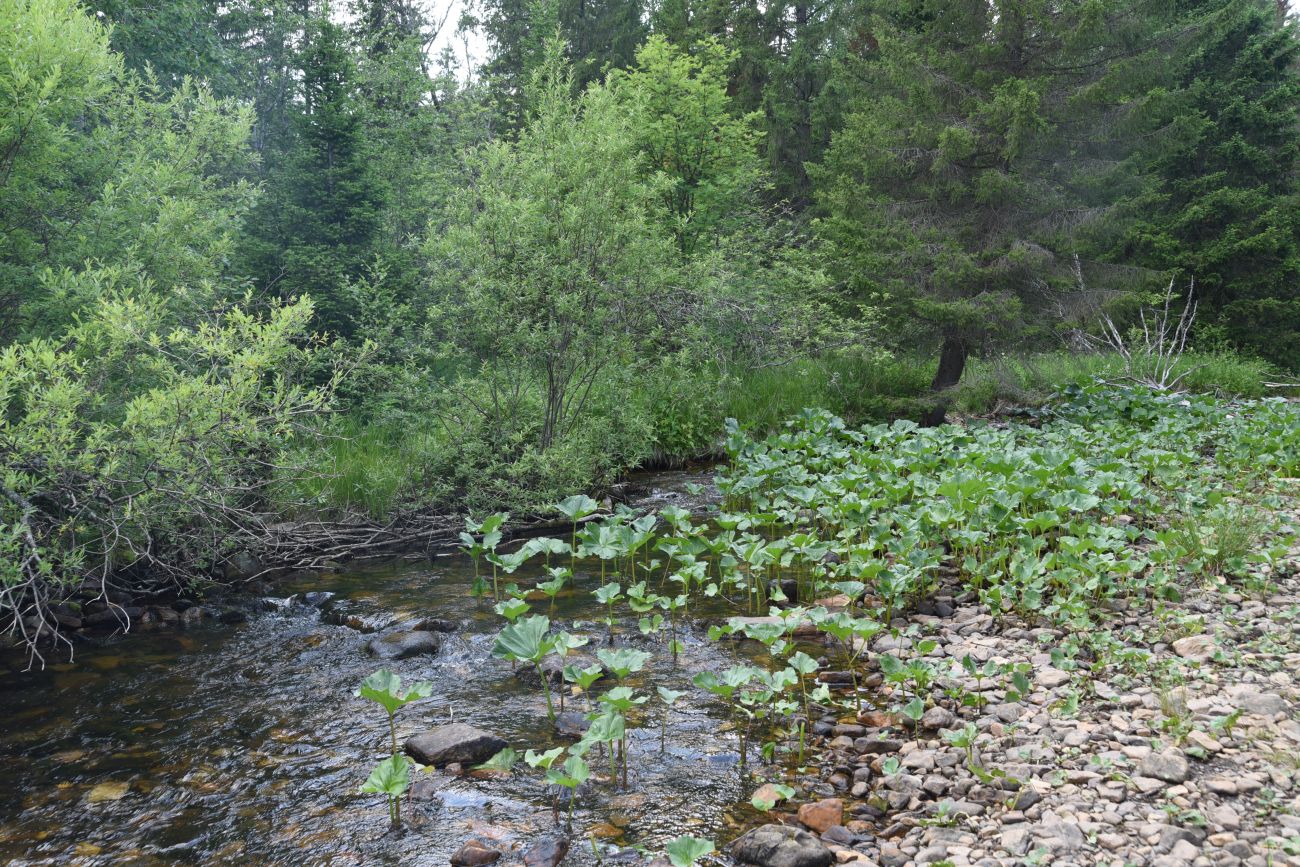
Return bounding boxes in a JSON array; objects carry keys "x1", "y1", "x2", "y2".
[{"x1": 921, "y1": 333, "x2": 968, "y2": 427}]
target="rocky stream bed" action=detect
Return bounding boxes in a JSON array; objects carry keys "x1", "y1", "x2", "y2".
[{"x1": 1, "y1": 472, "x2": 1299, "y2": 867}]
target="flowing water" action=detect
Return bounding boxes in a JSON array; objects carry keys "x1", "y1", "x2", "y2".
[{"x1": 0, "y1": 470, "x2": 783, "y2": 865}]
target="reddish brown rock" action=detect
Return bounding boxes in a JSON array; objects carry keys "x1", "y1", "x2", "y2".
[
  {"x1": 450, "y1": 839, "x2": 502, "y2": 866},
  {"x1": 796, "y1": 798, "x2": 843, "y2": 834}
]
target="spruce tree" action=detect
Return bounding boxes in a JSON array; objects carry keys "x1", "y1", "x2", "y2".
[
  {"x1": 241, "y1": 14, "x2": 382, "y2": 335},
  {"x1": 1118, "y1": 0, "x2": 1300, "y2": 368},
  {"x1": 813, "y1": 0, "x2": 1177, "y2": 420}
]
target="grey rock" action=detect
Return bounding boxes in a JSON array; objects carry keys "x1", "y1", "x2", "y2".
[
  {"x1": 367, "y1": 630, "x2": 442, "y2": 660},
  {"x1": 1171, "y1": 634, "x2": 1215, "y2": 662},
  {"x1": 856, "y1": 738, "x2": 904, "y2": 754},
  {"x1": 1034, "y1": 820, "x2": 1085, "y2": 853},
  {"x1": 1000, "y1": 828, "x2": 1031, "y2": 856},
  {"x1": 989, "y1": 702, "x2": 1022, "y2": 723},
  {"x1": 1140, "y1": 750, "x2": 1190, "y2": 783},
  {"x1": 919, "y1": 706, "x2": 955, "y2": 730},
  {"x1": 729, "y1": 824, "x2": 834, "y2": 867},
  {"x1": 1158, "y1": 825, "x2": 1206, "y2": 853},
  {"x1": 405, "y1": 723, "x2": 507, "y2": 767},
  {"x1": 1238, "y1": 691, "x2": 1288, "y2": 717},
  {"x1": 554, "y1": 711, "x2": 590, "y2": 738}
]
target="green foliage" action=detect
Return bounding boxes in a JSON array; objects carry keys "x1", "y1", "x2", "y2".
[
  {"x1": 665, "y1": 836, "x2": 715, "y2": 867},
  {"x1": 1, "y1": 295, "x2": 337, "y2": 659},
  {"x1": 360, "y1": 752, "x2": 410, "y2": 798},
  {"x1": 240, "y1": 16, "x2": 382, "y2": 335},
  {"x1": 0, "y1": 0, "x2": 256, "y2": 340},
  {"x1": 1114, "y1": 1, "x2": 1300, "y2": 369},
  {"x1": 608, "y1": 36, "x2": 763, "y2": 256},
  {"x1": 426, "y1": 42, "x2": 675, "y2": 453},
  {"x1": 813, "y1": 0, "x2": 1184, "y2": 402},
  {"x1": 359, "y1": 753, "x2": 410, "y2": 828},
  {"x1": 356, "y1": 669, "x2": 433, "y2": 719}
]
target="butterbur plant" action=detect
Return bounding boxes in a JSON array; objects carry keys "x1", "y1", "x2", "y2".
[
  {"x1": 656, "y1": 686, "x2": 684, "y2": 752},
  {"x1": 360, "y1": 753, "x2": 410, "y2": 829},
  {"x1": 355, "y1": 670, "x2": 429, "y2": 830},
  {"x1": 751, "y1": 783, "x2": 795, "y2": 811},
  {"x1": 357, "y1": 669, "x2": 433, "y2": 754},
  {"x1": 665, "y1": 836, "x2": 715, "y2": 867},
  {"x1": 525, "y1": 747, "x2": 590, "y2": 826},
  {"x1": 493, "y1": 614, "x2": 562, "y2": 721},
  {"x1": 556, "y1": 494, "x2": 599, "y2": 568}
]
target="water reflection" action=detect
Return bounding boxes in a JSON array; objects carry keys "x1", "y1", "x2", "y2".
[{"x1": 0, "y1": 544, "x2": 767, "y2": 865}]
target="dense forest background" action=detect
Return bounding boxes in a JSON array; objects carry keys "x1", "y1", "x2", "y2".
[{"x1": 2, "y1": 0, "x2": 1299, "y2": 640}]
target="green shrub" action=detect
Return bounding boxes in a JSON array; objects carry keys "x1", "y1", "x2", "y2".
[{"x1": 642, "y1": 357, "x2": 727, "y2": 463}]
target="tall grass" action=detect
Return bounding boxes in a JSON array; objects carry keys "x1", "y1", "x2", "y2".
[
  {"x1": 719, "y1": 353, "x2": 934, "y2": 435},
  {"x1": 279, "y1": 419, "x2": 446, "y2": 519},
  {"x1": 956, "y1": 350, "x2": 1276, "y2": 412}
]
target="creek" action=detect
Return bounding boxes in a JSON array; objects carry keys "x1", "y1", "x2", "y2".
[{"x1": 0, "y1": 470, "x2": 788, "y2": 865}]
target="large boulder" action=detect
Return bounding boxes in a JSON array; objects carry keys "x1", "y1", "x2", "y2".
[
  {"x1": 367, "y1": 630, "x2": 442, "y2": 660},
  {"x1": 729, "y1": 825, "x2": 834, "y2": 867},
  {"x1": 405, "y1": 723, "x2": 507, "y2": 767}
]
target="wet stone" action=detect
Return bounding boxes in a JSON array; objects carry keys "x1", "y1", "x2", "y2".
[
  {"x1": 554, "y1": 711, "x2": 590, "y2": 738},
  {"x1": 366, "y1": 629, "x2": 442, "y2": 660},
  {"x1": 523, "y1": 835, "x2": 570, "y2": 867},
  {"x1": 730, "y1": 824, "x2": 835, "y2": 867},
  {"x1": 405, "y1": 723, "x2": 507, "y2": 767},
  {"x1": 450, "y1": 839, "x2": 502, "y2": 866}
]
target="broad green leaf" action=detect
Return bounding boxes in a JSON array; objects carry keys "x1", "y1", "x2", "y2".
[
  {"x1": 359, "y1": 754, "x2": 410, "y2": 797},
  {"x1": 665, "y1": 836, "x2": 715, "y2": 867}
]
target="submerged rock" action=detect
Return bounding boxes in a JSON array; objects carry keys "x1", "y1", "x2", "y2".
[
  {"x1": 320, "y1": 598, "x2": 400, "y2": 633},
  {"x1": 554, "y1": 711, "x2": 590, "y2": 739},
  {"x1": 515, "y1": 653, "x2": 607, "y2": 687},
  {"x1": 405, "y1": 723, "x2": 507, "y2": 767},
  {"x1": 729, "y1": 824, "x2": 834, "y2": 867},
  {"x1": 523, "y1": 835, "x2": 570, "y2": 867},
  {"x1": 367, "y1": 630, "x2": 442, "y2": 660},
  {"x1": 450, "y1": 839, "x2": 502, "y2": 866}
]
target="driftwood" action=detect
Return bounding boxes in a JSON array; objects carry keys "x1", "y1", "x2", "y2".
[{"x1": 247, "y1": 509, "x2": 607, "y2": 578}]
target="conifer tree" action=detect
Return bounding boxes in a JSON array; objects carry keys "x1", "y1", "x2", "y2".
[
  {"x1": 1117, "y1": 0, "x2": 1300, "y2": 367},
  {"x1": 813, "y1": 0, "x2": 1178, "y2": 420}
]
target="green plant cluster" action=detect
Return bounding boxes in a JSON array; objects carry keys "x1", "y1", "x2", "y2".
[{"x1": 452, "y1": 390, "x2": 1296, "y2": 812}]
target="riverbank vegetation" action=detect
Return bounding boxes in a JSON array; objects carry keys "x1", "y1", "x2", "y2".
[
  {"x1": 356, "y1": 385, "x2": 1300, "y2": 863},
  {"x1": 2, "y1": 0, "x2": 1299, "y2": 658}
]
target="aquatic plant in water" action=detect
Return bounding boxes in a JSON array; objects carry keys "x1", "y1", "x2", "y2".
[
  {"x1": 493, "y1": 614, "x2": 564, "y2": 721},
  {"x1": 360, "y1": 753, "x2": 410, "y2": 829},
  {"x1": 355, "y1": 669, "x2": 430, "y2": 829}
]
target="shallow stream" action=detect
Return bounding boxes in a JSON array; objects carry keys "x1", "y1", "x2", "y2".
[{"x1": 0, "y1": 471, "x2": 787, "y2": 865}]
